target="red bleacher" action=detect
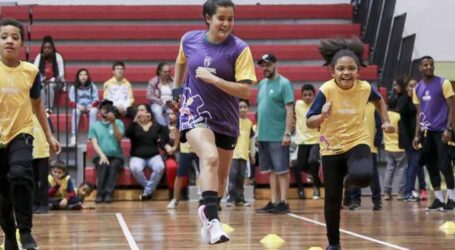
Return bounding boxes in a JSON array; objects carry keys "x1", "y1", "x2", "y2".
[
  {"x1": 28, "y1": 4, "x2": 352, "y2": 20},
  {"x1": 27, "y1": 44, "x2": 370, "y2": 62},
  {"x1": 30, "y1": 24, "x2": 360, "y2": 41},
  {"x1": 62, "y1": 65, "x2": 378, "y2": 83}
]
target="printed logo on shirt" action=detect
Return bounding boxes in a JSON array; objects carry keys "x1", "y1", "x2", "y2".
[
  {"x1": 203, "y1": 56, "x2": 217, "y2": 74},
  {"x1": 422, "y1": 90, "x2": 431, "y2": 102}
]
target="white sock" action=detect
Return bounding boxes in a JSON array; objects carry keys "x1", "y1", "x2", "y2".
[
  {"x1": 448, "y1": 189, "x2": 455, "y2": 201},
  {"x1": 434, "y1": 191, "x2": 444, "y2": 202}
]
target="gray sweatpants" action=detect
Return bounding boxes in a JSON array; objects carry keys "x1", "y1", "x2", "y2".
[{"x1": 383, "y1": 151, "x2": 407, "y2": 195}]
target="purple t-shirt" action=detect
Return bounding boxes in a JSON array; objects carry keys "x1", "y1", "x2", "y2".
[
  {"x1": 414, "y1": 76, "x2": 449, "y2": 131},
  {"x1": 179, "y1": 30, "x2": 253, "y2": 138}
]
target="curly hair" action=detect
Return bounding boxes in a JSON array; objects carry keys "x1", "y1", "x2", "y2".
[{"x1": 319, "y1": 37, "x2": 366, "y2": 67}]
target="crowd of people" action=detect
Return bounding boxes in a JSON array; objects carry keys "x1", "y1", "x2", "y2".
[{"x1": 1, "y1": 0, "x2": 454, "y2": 249}]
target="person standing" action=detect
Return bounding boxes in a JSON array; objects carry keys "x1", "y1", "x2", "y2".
[
  {"x1": 255, "y1": 53, "x2": 294, "y2": 214},
  {"x1": 173, "y1": 0, "x2": 256, "y2": 244},
  {"x1": 412, "y1": 56, "x2": 455, "y2": 211},
  {"x1": 306, "y1": 38, "x2": 393, "y2": 250},
  {"x1": 0, "y1": 18, "x2": 61, "y2": 250}
]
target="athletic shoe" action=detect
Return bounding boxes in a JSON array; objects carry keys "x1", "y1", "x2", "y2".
[
  {"x1": 405, "y1": 194, "x2": 419, "y2": 202},
  {"x1": 426, "y1": 199, "x2": 445, "y2": 212},
  {"x1": 34, "y1": 206, "x2": 48, "y2": 214},
  {"x1": 372, "y1": 201, "x2": 382, "y2": 211},
  {"x1": 139, "y1": 192, "x2": 152, "y2": 201},
  {"x1": 255, "y1": 201, "x2": 277, "y2": 213},
  {"x1": 326, "y1": 244, "x2": 341, "y2": 250},
  {"x1": 384, "y1": 192, "x2": 392, "y2": 201},
  {"x1": 397, "y1": 194, "x2": 405, "y2": 201},
  {"x1": 273, "y1": 201, "x2": 290, "y2": 214},
  {"x1": 2, "y1": 233, "x2": 19, "y2": 250},
  {"x1": 198, "y1": 205, "x2": 210, "y2": 244},
  {"x1": 104, "y1": 193, "x2": 114, "y2": 203},
  {"x1": 443, "y1": 199, "x2": 455, "y2": 211},
  {"x1": 348, "y1": 203, "x2": 361, "y2": 211},
  {"x1": 420, "y1": 189, "x2": 428, "y2": 201},
  {"x1": 236, "y1": 199, "x2": 251, "y2": 207},
  {"x1": 206, "y1": 219, "x2": 230, "y2": 244},
  {"x1": 167, "y1": 199, "x2": 178, "y2": 209},
  {"x1": 95, "y1": 192, "x2": 104, "y2": 203},
  {"x1": 225, "y1": 201, "x2": 234, "y2": 207},
  {"x1": 19, "y1": 231, "x2": 38, "y2": 250},
  {"x1": 313, "y1": 187, "x2": 321, "y2": 200}
]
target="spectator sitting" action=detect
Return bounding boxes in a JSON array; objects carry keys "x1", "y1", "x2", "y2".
[
  {"x1": 48, "y1": 161, "x2": 80, "y2": 210},
  {"x1": 103, "y1": 61, "x2": 135, "y2": 118},
  {"x1": 147, "y1": 62, "x2": 174, "y2": 125},
  {"x1": 73, "y1": 182, "x2": 95, "y2": 210},
  {"x1": 125, "y1": 104, "x2": 172, "y2": 200},
  {"x1": 88, "y1": 99, "x2": 125, "y2": 203},
  {"x1": 33, "y1": 35, "x2": 65, "y2": 111},
  {"x1": 68, "y1": 68, "x2": 99, "y2": 146}
]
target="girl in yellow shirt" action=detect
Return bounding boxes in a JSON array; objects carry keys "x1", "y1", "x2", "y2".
[{"x1": 306, "y1": 38, "x2": 393, "y2": 250}]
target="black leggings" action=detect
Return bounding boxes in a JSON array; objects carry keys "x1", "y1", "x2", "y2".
[
  {"x1": 421, "y1": 131, "x2": 454, "y2": 189},
  {"x1": 322, "y1": 144, "x2": 373, "y2": 246}
]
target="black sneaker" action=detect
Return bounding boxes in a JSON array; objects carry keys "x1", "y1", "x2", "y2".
[
  {"x1": 19, "y1": 231, "x2": 38, "y2": 250},
  {"x1": 255, "y1": 201, "x2": 277, "y2": 213},
  {"x1": 426, "y1": 199, "x2": 444, "y2": 212},
  {"x1": 273, "y1": 201, "x2": 290, "y2": 214},
  {"x1": 104, "y1": 193, "x2": 114, "y2": 203},
  {"x1": 349, "y1": 202, "x2": 361, "y2": 210},
  {"x1": 95, "y1": 192, "x2": 104, "y2": 203},
  {"x1": 326, "y1": 244, "x2": 341, "y2": 250},
  {"x1": 443, "y1": 199, "x2": 455, "y2": 211},
  {"x1": 34, "y1": 205, "x2": 48, "y2": 214},
  {"x1": 372, "y1": 201, "x2": 382, "y2": 211}
]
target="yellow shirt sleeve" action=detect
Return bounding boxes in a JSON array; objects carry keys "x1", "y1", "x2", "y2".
[
  {"x1": 176, "y1": 41, "x2": 187, "y2": 65},
  {"x1": 442, "y1": 79, "x2": 455, "y2": 99},
  {"x1": 412, "y1": 88, "x2": 420, "y2": 104},
  {"x1": 235, "y1": 47, "x2": 257, "y2": 84}
]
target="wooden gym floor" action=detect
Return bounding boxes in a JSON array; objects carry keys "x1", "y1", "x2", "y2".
[{"x1": 6, "y1": 198, "x2": 454, "y2": 250}]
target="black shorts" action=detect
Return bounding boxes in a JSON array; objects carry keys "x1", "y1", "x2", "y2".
[{"x1": 180, "y1": 129, "x2": 237, "y2": 151}]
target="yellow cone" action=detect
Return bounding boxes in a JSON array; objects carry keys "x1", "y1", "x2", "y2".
[
  {"x1": 222, "y1": 223, "x2": 234, "y2": 234},
  {"x1": 260, "y1": 234, "x2": 285, "y2": 249},
  {"x1": 439, "y1": 221, "x2": 455, "y2": 235},
  {"x1": 308, "y1": 247, "x2": 323, "y2": 250}
]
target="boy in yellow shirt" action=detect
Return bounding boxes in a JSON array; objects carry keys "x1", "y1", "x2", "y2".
[
  {"x1": 227, "y1": 99, "x2": 255, "y2": 207},
  {"x1": 383, "y1": 98, "x2": 407, "y2": 200},
  {"x1": 0, "y1": 18, "x2": 61, "y2": 250},
  {"x1": 103, "y1": 61, "x2": 135, "y2": 117},
  {"x1": 294, "y1": 84, "x2": 322, "y2": 199}
]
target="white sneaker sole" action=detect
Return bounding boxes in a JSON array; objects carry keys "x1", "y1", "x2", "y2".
[{"x1": 198, "y1": 205, "x2": 210, "y2": 243}]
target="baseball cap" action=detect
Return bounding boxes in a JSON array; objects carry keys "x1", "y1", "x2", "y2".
[{"x1": 257, "y1": 53, "x2": 277, "y2": 65}]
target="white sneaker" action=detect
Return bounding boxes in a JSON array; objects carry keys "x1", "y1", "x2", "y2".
[
  {"x1": 198, "y1": 205, "x2": 210, "y2": 243},
  {"x1": 207, "y1": 219, "x2": 230, "y2": 244},
  {"x1": 167, "y1": 199, "x2": 178, "y2": 209}
]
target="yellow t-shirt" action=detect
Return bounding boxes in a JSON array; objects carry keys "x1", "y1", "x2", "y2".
[
  {"x1": 295, "y1": 100, "x2": 319, "y2": 145},
  {"x1": 32, "y1": 115, "x2": 50, "y2": 159},
  {"x1": 317, "y1": 79, "x2": 374, "y2": 156},
  {"x1": 364, "y1": 103, "x2": 378, "y2": 154},
  {"x1": 0, "y1": 61, "x2": 40, "y2": 145},
  {"x1": 384, "y1": 111, "x2": 403, "y2": 152},
  {"x1": 48, "y1": 175, "x2": 71, "y2": 199},
  {"x1": 233, "y1": 118, "x2": 254, "y2": 161},
  {"x1": 103, "y1": 77, "x2": 134, "y2": 107}
]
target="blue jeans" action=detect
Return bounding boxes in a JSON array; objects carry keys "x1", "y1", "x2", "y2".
[
  {"x1": 129, "y1": 155, "x2": 165, "y2": 195},
  {"x1": 405, "y1": 148, "x2": 426, "y2": 196}
]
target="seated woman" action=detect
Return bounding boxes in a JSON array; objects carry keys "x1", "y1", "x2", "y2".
[
  {"x1": 146, "y1": 62, "x2": 174, "y2": 126},
  {"x1": 126, "y1": 104, "x2": 173, "y2": 200}
]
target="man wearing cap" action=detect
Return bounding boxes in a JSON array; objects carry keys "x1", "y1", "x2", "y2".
[
  {"x1": 255, "y1": 54, "x2": 295, "y2": 214},
  {"x1": 88, "y1": 99, "x2": 125, "y2": 203}
]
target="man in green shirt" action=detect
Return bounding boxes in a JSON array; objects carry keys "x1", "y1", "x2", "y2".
[
  {"x1": 255, "y1": 54, "x2": 295, "y2": 214},
  {"x1": 88, "y1": 100, "x2": 124, "y2": 203}
]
